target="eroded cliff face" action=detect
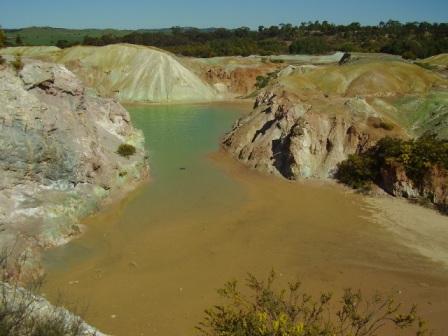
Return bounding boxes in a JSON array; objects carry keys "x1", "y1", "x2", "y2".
[
  {"x1": 222, "y1": 61, "x2": 447, "y2": 180},
  {"x1": 184, "y1": 57, "x2": 281, "y2": 97},
  {"x1": 379, "y1": 164, "x2": 448, "y2": 211},
  {"x1": 223, "y1": 91, "x2": 394, "y2": 178},
  {"x1": 0, "y1": 58, "x2": 148, "y2": 261}
]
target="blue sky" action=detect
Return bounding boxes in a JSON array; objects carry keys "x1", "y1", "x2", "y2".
[{"x1": 1, "y1": 0, "x2": 447, "y2": 29}]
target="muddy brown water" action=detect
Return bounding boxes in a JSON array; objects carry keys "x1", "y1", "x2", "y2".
[{"x1": 42, "y1": 103, "x2": 448, "y2": 336}]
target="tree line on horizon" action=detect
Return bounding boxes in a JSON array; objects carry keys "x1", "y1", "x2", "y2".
[
  {"x1": 78, "y1": 21, "x2": 448, "y2": 59},
  {"x1": 2, "y1": 21, "x2": 448, "y2": 59}
]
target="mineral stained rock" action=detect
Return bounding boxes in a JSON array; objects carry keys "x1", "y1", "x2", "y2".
[
  {"x1": 0, "y1": 58, "x2": 148, "y2": 260},
  {"x1": 223, "y1": 61, "x2": 447, "y2": 179}
]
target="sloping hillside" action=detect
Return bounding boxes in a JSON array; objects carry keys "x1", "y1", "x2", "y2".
[
  {"x1": 1, "y1": 44, "x2": 220, "y2": 103},
  {"x1": 279, "y1": 61, "x2": 445, "y2": 97},
  {"x1": 55, "y1": 44, "x2": 219, "y2": 102},
  {"x1": 422, "y1": 54, "x2": 448, "y2": 67},
  {"x1": 222, "y1": 60, "x2": 448, "y2": 179}
]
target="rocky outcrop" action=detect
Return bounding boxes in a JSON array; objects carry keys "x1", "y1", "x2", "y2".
[
  {"x1": 380, "y1": 163, "x2": 448, "y2": 210},
  {"x1": 185, "y1": 57, "x2": 281, "y2": 97},
  {"x1": 0, "y1": 58, "x2": 148, "y2": 264},
  {"x1": 222, "y1": 61, "x2": 447, "y2": 179},
  {"x1": 203, "y1": 65, "x2": 274, "y2": 97},
  {"x1": 223, "y1": 91, "x2": 389, "y2": 179}
]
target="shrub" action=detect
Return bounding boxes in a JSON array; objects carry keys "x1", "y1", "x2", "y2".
[
  {"x1": 11, "y1": 55, "x2": 24, "y2": 73},
  {"x1": 372, "y1": 120, "x2": 394, "y2": 131},
  {"x1": 404, "y1": 134, "x2": 448, "y2": 183},
  {"x1": 255, "y1": 71, "x2": 278, "y2": 90},
  {"x1": 117, "y1": 143, "x2": 136, "y2": 158},
  {"x1": 415, "y1": 62, "x2": 437, "y2": 71},
  {"x1": 289, "y1": 37, "x2": 331, "y2": 55},
  {"x1": 197, "y1": 271, "x2": 427, "y2": 336},
  {"x1": 336, "y1": 134, "x2": 448, "y2": 190},
  {"x1": 335, "y1": 154, "x2": 376, "y2": 191},
  {"x1": 56, "y1": 39, "x2": 76, "y2": 49},
  {"x1": 0, "y1": 248, "x2": 92, "y2": 336},
  {"x1": 0, "y1": 27, "x2": 5, "y2": 48},
  {"x1": 255, "y1": 75, "x2": 270, "y2": 89},
  {"x1": 15, "y1": 35, "x2": 23, "y2": 46}
]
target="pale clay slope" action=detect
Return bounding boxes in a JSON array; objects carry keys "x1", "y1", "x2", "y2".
[
  {"x1": 422, "y1": 53, "x2": 448, "y2": 67},
  {"x1": 367, "y1": 196, "x2": 448, "y2": 268},
  {"x1": 1, "y1": 44, "x2": 220, "y2": 103},
  {"x1": 279, "y1": 61, "x2": 446, "y2": 97}
]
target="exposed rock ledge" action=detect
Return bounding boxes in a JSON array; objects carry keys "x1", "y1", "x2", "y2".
[
  {"x1": 222, "y1": 61, "x2": 446, "y2": 180},
  {"x1": 0, "y1": 57, "x2": 148, "y2": 269},
  {"x1": 379, "y1": 160, "x2": 448, "y2": 211},
  {"x1": 223, "y1": 91, "x2": 396, "y2": 179},
  {"x1": 222, "y1": 60, "x2": 448, "y2": 213}
]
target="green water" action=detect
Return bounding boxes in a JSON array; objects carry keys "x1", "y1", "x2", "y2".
[
  {"x1": 127, "y1": 104, "x2": 245, "y2": 217},
  {"x1": 43, "y1": 103, "x2": 246, "y2": 268},
  {"x1": 41, "y1": 103, "x2": 448, "y2": 336}
]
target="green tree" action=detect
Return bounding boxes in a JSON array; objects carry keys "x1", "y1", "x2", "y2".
[
  {"x1": 0, "y1": 26, "x2": 6, "y2": 48},
  {"x1": 11, "y1": 55, "x2": 24, "y2": 73},
  {"x1": 289, "y1": 37, "x2": 331, "y2": 54},
  {"x1": 15, "y1": 34, "x2": 23, "y2": 46}
]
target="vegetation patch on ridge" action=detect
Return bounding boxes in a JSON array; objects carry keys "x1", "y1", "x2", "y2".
[
  {"x1": 335, "y1": 134, "x2": 448, "y2": 191},
  {"x1": 117, "y1": 143, "x2": 136, "y2": 158}
]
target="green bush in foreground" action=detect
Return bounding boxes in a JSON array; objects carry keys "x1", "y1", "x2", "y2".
[
  {"x1": 117, "y1": 143, "x2": 136, "y2": 158},
  {"x1": 11, "y1": 55, "x2": 24, "y2": 73},
  {"x1": 372, "y1": 120, "x2": 394, "y2": 131},
  {"x1": 197, "y1": 271, "x2": 427, "y2": 336}
]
